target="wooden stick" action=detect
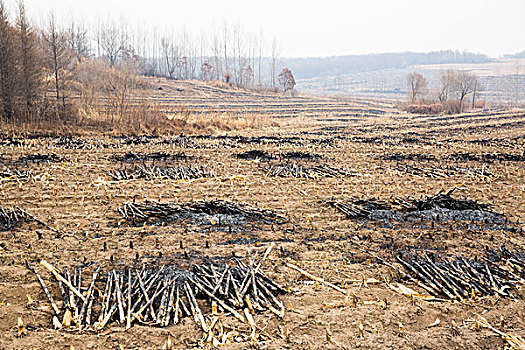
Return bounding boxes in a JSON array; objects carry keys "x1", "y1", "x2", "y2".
[
  {"x1": 190, "y1": 277, "x2": 245, "y2": 323},
  {"x1": 173, "y1": 287, "x2": 180, "y2": 324},
  {"x1": 98, "y1": 272, "x2": 111, "y2": 322},
  {"x1": 79, "y1": 265, "x2": 101, "y2": 325},
  {"x1": 113, "y1": 271, "x2": 126, "y2": 323},
  {"x1": 163, "y1": 279, "x2": 177, "y2": 326},
  {"x1": 184, "y1": 282, "x2": 207, "y2": 332},
  {"x1": 135, "y1": 282, "x2": 168, "y2": 317},
  {"x1": 66, "y1": 269, "x2": 77, "y2": 314},
  {"x1": 134, "y1": 269, "x2": 157, "y2": 321},
  {"x1": 286, "y1": 263, "x2": 347, "y2": 295},
  {"x1": 40, "y1": 260, "x2": 85, "y2": 302},
  {"x1": 126, "y1": 269, "x2": 132, "y2": 330},
  {"x1": 26, "y1": 260, "x2": 61, "y2": 315}
]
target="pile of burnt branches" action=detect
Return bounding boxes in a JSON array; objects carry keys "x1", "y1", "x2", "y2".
[
  {"x1": 17, "y1": 153, "x2": 65, "y2": 163},
  {"x1": 380, "y1": 153, "x2": 437, "y2": 162},
  {"x1": 235, "y1": 150, "x2": 274, "y2": 161},
  {"x1": 409, "y1": 189, "x2": 493, "y2": 211},
  {"x1": 278, "y1": 151, "x2": 323, "y2": 161},
  {"x1": 395, "y1": 164, "x2": 495, "y2": 179},
  {"x1": 53, "y1": 137, "x2": 95, "y2": 149},
  {"x1": 329, "y1": 189, "x2": 504, "y2": 224},
  {"x1": 26, "y1": 246, "x2": 285, "y2": 337},
  {"x1": 392, "y1": 246, "x2": 524, "y2": 300},
  {"x1": 329, "y1": 198, "x2": 391, "y2": 219},
  {"x1": 107, "y1": 164, "x2": 212, "y2": 181},
  {"x1": 120, "y1": 135, "x2": 159, "y2": 145},
  {"x1": 119, "y1": 200, "x2": 287, "y2": 226},
  {"x1": 0, "y1": 205, "x2": 54, "y2": 231},
  {"x1": 0, "y1": 206, "x2": 30, "y2": 231},
  {"x1": 449, "y1": 152, "x2": 525, "y2": 163},
  {"x1": 110, "y1": 152, "x2": 191, "y2": 162},
  {"x1": 265, "y1": 163, "x2": 358, "y2": 178},
  {"x1": 0, "y1": 165, "x2": 32, "y2": 180},
  {"x1": 0, "y1": 137, "x2": 25, "y2": 147}
]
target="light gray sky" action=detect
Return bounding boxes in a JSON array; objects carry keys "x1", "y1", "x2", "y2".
[{"x1": 9, "y1": 0, "x2": 525, "y2": 57}]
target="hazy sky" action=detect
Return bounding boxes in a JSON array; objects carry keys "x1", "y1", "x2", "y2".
[{"x1": 9, "y1": 0, "x2": 525, "y2": 58}]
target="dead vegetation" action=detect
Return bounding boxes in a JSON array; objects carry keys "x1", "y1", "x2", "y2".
[{"x1": 1, "y1": 88, "x2": 524, "y2": 349}]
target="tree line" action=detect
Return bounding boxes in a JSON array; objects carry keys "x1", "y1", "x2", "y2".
[
  {"x1": 406, "y1": 70, "x2": 480, "y2": 113},
  {"x1": 285, "y1": 51, "x2": 490, "y2": 80},
  {"x1": 0, "y1": 1, "x2": 295, "y2": 124}
]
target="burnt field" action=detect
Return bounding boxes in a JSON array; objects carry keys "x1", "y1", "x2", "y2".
[{"x1": 0, "y1": 104, "x2": 524, "y2": 349}]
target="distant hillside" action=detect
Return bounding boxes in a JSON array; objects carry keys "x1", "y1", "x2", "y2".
[
  {"x1": 283, "y1": 50, "x2": 491, "y2": 80},
  {"x1": 504, "y1": 50, "x2": 525, "y2": 58}
]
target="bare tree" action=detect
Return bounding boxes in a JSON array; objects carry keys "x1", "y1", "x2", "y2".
[
  {"x1": 16, "y1": 1, "x2": 42, "y2": 119},
  {"x1": 67, "y1": 20, "x2": 90, "y2": 58},
  {"x1": 41, "y1": 13, "x2": 74, "y2": 110},
  {"x1": 0, "y1": 0, "x2": 16, "y2": 119},
  {"x1": 222, "y1": 22, "x2": 230, "y2": 81},
  {"x1": 257, "y1": 31, "x2": 263, "y2": 89},
  {"x1": 438, "y1": 69, "x2": 455, "y2": 102},
  {"x1": 200, "y1": 60, "x2": 213, "y2": 81},
  {"x1": 453, "y1": 70, "x2": 478, "y2": 112},
  {"x1": 242, "y1": 65, "x2": 253, "y2": 88},
  {"x1": 406, "y1": 72, "x2": 427, "y2": 102},
  {"x1": 270, "y1": 38, "x2": 280, "y2": 88},
  {"x1": 98, "y1": 20, "x2": 127, "y2": 67},
  {"x1": 210, "y1": 26, "x2": 222, "y2": 80},
  {"x1": 161, "y1": 36, "x2": 180, "y2": 78}
]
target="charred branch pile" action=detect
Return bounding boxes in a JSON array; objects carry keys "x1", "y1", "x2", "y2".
[
  {"x1": 265, "y1": 162, "x2": 358, "y2": 178},
  {"x1": 52, "y1": 137, "x2": 100, "y2": 149},
  {"x1": 107, "y1": 164, "x2": 212, "y2": 181},
  {"x1": 395, "y1": 164, "x2": 495, "y2": 179},
  {"x1": 17, "y1": 153, "x2": 65, "y2": 163},
  {"x1": 0, "y1": 205, "x2": 53, "y2": 231},
  {"x1": 26, "y1": 249, "x2": 285, "y2": 334},
  {"x1": 0, "y1": 165, "x2": 32, "y2": 180},
  {"x1": 119, "y1": 200, "x2": 287, "y2": 226},
  {"x1": 111, "y1": 152, "x2": 191, "y2": 162},
  {"x1": 329, "y1": 198, "x2": 391, "y2": 219},
  {"x1": 449, "y1": 152, "x2": 525, "y2": 163},
  {"x1": 235, "y1": 150, "x2": 274, "y2": 161},
  {"x1": 409, "y1": 190, "x2": 492, "y2": 211},
  {"x1": 121, "y1": 135, "x2": 160, "y2": 145},
  {"x1": 329, "y1": 189, "x2": 505, "y2": 224},
  {"x1": 0, "y1": 206, "x2": 31, "y2": 231},
  {"x1": 393, "y1": 246, "x2": 524, "y2": 300},
  {"x1": 380, "y1": 153, "x2": 437, "y2": 162},
  {"x1": 279, "y1": 151, "x2": 323, "y2": 161}
]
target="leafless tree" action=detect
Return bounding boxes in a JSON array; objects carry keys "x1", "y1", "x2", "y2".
[
  {"x1": 242, "y1": 65, "x2": 254, "y2": 88},
  {"x1": 0, "y1": 0, "x2": 17, "y2": 119},
  {"x1": 98, "y1": 20, "x2": 128, "y2": 67},
  {"x1": 161, "y1": 36, "x2": 180, "y2": 78},
  {"x1": 210, "y1": 26, "x2": 222, "y2": 80},
  {"x1": 271, "y1": 38, "x2": 280, "y2": 88},
  {"x1": 222, "y1": 22, "x2": 230, "y2": 82},
  {"x1": 453, "y1": 70, "x2": 478, "y2": 112},
  {"x1": 67, "y1": 20, "x2": 90, "y2": 58},
  {"x1": 438, "y1": 69, "x2": 455, "y2": 102},
  {"x1": 201, "y1": 60, "x2": 213, "y2": 81},
  {"x1": 16, "y1": 1, "x2": 43, "y2": 119},
  {"x1": 41, "y1": 13, "x2": 74, "y2": 110},
  {"x1": 257, "y1": 32, "x2": 263, "y2": 88},
  {"x1": 406, "y1": 72, "x2": 427, "y2": 102}
]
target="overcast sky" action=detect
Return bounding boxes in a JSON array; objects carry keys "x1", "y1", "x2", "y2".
[{"x1": 8, "y1": 0, "x2": 525, "y2": 58}]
